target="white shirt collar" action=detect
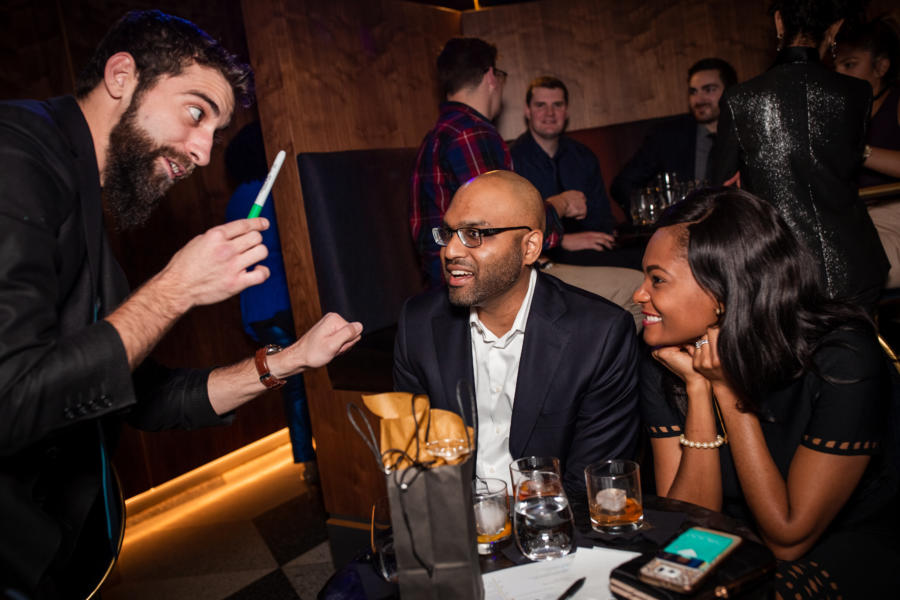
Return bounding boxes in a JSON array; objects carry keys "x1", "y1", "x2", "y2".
[{"x1": 469, "y1": 268, "x2": 538, "y2": 346}]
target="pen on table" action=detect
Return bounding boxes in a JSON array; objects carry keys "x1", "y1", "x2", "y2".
[
  {"x1": 556, "y1": 576, "x2": 585, "y2": 600},
  {"x1": 247, "y1": 149, "x2": 286, "y2": 218}
]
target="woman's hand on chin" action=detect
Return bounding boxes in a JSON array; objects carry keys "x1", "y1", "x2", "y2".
[
  {"x1": 692, "y1": 327, "x2": 728, "y2": 383},
  {"x1": 652, "y1": 344, "x2": 709, "y2": 388}
]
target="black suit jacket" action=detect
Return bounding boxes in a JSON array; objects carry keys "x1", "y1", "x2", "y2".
[
  {"x1": 393, "y1": 271, "x2": 640, "y2": 497},
  {"x1": 712, "y1": 47, "x2": 889, "y2": 303},
  {"x1": 610, "y1": 114, "x2": 698, "y2": 213},
  {"x1": 0, "y1": 97, "x2": 224, "y2": 597}
]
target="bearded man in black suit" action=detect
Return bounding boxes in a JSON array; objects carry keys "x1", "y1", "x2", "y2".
[
  {"x1": 393, "y1": 170, "x2": 640, "y2": 498},
  {"x1": 610, "y1": 58, "x2": 737, "y2": 215}
]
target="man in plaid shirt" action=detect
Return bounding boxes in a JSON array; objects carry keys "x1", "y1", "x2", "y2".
[{"x1": 411, "y1": 38, "x2": 584, "y2": 289}]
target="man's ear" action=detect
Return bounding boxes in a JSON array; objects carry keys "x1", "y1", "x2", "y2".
[
  {"x1": 774, "y1": 10, "x2": 785, "y2": 40},
  {"x1": 874, "y1": 56, "x2": 890, "y2": 80},
  {"x1": 522, "y1": 229, "x2": 544, "y2": 266},
  {"x1": 483, "y1": 67, "x2": 498, "y2": 92},
  {"x1": 103, "y1": 52, "x2": 138, "y2": 101}
]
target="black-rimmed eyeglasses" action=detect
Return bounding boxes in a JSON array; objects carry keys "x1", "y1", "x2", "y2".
[{"x1": 432, "y1": 225, "x2": 532, "y2": 248}]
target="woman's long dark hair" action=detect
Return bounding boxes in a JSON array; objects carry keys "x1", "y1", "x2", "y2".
[{"x1": 656, "y1": 188, "x2": 871, "y2": 412}]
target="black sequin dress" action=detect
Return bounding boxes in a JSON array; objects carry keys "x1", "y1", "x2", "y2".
[{"x1": 713, "y1": 46, "x2": 889, "y2": 308}]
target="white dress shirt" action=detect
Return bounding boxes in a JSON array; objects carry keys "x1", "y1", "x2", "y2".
[{"x1": 469, "y1": 268, "x2": 538, "y2": 493}]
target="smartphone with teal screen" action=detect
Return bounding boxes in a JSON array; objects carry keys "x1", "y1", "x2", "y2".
[{"x1": 638, "y1": 527, "x2": 742, "y2": 593}]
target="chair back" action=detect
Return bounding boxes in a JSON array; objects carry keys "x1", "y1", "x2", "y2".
[
  {"x1": 298, "y1": 148, "x2": 424, "y2": 334},
  {"x1": 298, "y1": 148, "x2": 424, "y2": 391}
]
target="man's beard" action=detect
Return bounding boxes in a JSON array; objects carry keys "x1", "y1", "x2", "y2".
[
  {"x1": 102, "y1": 98, "x2": 190, "y2": 230},
  {"x1": 447, "y1": 244, "x2": 524, "y2": 307},
  {"x1": 691, "y1": 104, "x2": 719, "y2": 125}
]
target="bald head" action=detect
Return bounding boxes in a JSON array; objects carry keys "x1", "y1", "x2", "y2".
[
  {"x1": 454, "y1": 170, "x2": 545, "y2": 231},
  {"x1": 442, "y1": 170, "x2": 544, "y2": 316}
]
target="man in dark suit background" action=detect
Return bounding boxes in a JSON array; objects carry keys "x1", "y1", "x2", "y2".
[
  {"x1": 393, "y1": 170, "x2": 640, "y2": 498},
  {"x1": 610, "y1": 58, "x2": 737, "y2": 215}
]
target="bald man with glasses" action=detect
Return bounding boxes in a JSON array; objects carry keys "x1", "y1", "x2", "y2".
[{"x1": 394, "y1": 171, "x2": 640, "y2": 498}]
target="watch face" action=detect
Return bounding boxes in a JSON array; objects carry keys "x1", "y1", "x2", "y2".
[{"x1": 266, "y1": 344, "x2": 283, "y2": 355}]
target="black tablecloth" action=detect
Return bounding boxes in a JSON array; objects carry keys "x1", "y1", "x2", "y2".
[{"x1": 317, "y1": 495, "x2": 760, "y2": 599}]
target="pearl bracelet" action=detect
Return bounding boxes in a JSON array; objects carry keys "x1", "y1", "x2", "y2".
[{"x1": 679, "y1": 434, "x2": 727, "y2": 449}]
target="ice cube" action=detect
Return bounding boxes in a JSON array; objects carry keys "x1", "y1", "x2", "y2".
[
  {"x1": 595, "y1": 488, "x2": 626, "y2": 512},
  {"x1": 474, "y1": 500, "x2": 507, "y2": 534}
]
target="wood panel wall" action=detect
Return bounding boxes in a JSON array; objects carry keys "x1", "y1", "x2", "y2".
[
  {"x1": 462, "y1": 0, "x2": 774, "y2": 140},
  {"x1": 241, "y1": 0, "x2": 460, "y2": 520},
  {"x1": 465, "y1": 0, "x2": 899, "y2": 140}
]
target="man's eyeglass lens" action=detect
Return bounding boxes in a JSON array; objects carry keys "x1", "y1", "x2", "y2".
[{"x1": 432, "y1": 226, "x2": 531, "y2": 248}]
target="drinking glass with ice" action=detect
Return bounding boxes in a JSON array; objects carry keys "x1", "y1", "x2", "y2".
[{"x1": 585, "y1": 459, "x2": 643, "y2": 534}]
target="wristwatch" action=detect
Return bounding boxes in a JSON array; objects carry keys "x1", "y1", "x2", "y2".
[{"x1": 255, "y1": 344, "x2": 287, "y2": 389}]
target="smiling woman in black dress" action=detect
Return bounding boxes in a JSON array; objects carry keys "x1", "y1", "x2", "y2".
[{"x1": 635, "y1": 188, "x2": 899, "y2": 599}]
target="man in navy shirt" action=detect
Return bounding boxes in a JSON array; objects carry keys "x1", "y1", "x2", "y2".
[{"x1": 511, "y1": 76, "x2": 639, "y2": 269}]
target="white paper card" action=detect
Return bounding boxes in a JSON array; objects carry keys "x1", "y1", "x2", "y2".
[{"x1": 483, "y1": 546, "x2": 640, "y2": 600}]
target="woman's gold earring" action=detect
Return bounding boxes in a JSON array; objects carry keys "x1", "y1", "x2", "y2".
[{"x1": 715, "y1": 307, "x2": 724, "y2": 317}]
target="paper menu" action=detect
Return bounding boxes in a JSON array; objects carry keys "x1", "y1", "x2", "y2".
[{"x1": 482, "y1": 546, "x2": 640, "y2": 600}]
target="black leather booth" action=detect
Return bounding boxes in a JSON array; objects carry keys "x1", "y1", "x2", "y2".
[{"x1": 298, "y1": 147, "x2": 424, "y2": 392}]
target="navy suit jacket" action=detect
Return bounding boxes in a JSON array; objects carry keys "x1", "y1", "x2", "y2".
[{"x1": 393, "y1": 271, "x2": 640, "y2": 497}]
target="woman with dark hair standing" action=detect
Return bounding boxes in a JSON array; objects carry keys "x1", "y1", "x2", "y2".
[
  {"x1": 834, "y1": 16, "x2": 900, "y2": 290},
  {"x1": 713, "y1": 0, "x2": 889, "y2": 311},
  {"x1": 835, "y1": 14, "x2": 900, "y2": 187},
  {"x1": 635, "y1": 188, "x2": 899, "y2": 598}
]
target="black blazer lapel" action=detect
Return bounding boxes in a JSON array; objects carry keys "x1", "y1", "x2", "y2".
[
  {"x1": 48, "y1": 96, "x2": 107, "y2": 318},
  {"x1": 432, "y1": 311, "x2": 476, "y2": 426},
  {"x1": 508, "y1": 274, "x2": 569, "y2": 458}
]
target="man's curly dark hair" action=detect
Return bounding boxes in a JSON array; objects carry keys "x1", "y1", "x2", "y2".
[{"x1": 75, "y1": 10, "x2": 254, "y2": 108}]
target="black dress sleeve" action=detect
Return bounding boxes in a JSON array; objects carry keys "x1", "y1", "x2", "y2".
[
  {"x1": 639, "y1": 354, "x2": 684, "y2": 439},
  {"x1": 799, "y1": 328, "x2": 889, "y2": 456}
]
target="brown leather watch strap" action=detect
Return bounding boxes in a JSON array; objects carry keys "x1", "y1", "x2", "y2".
[{"x1": 255, "y1": 344, "x2": 286, "y2": 389}]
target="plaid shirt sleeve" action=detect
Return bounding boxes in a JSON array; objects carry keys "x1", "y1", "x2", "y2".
[
  {"x1": 543, "y1": 204, "x2": 562, "y2": 249},
  {"x1": 411, "y1": 120, "x2": 515, "y2": 288}
]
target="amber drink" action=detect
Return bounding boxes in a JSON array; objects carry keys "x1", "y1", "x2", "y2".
[
  {"x1": 585, "y1": 460, "x2": 643, "y2": 533},
  {"x1": 509, "y1": 456, "x2": 561, "y2": 498},
  {"x1": 473, "y1": 478, "x2": 510, "y2": 553}
]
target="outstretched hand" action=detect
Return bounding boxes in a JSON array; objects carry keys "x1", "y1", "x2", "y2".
[{"x1": 271, "y1": 313, "x2": 363, "y2": 378}]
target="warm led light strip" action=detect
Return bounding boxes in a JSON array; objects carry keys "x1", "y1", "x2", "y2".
[{"x1": 123, "y1": 428, "x2": 292, "y2": 536}]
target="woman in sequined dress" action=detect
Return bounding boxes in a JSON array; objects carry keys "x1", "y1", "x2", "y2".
[
  {"x1": 712, "y1": 0, "x2": 889, "y2": 312},
  {"x1": 636, "y1": 188, "x2": 899, "y2": 599}
]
